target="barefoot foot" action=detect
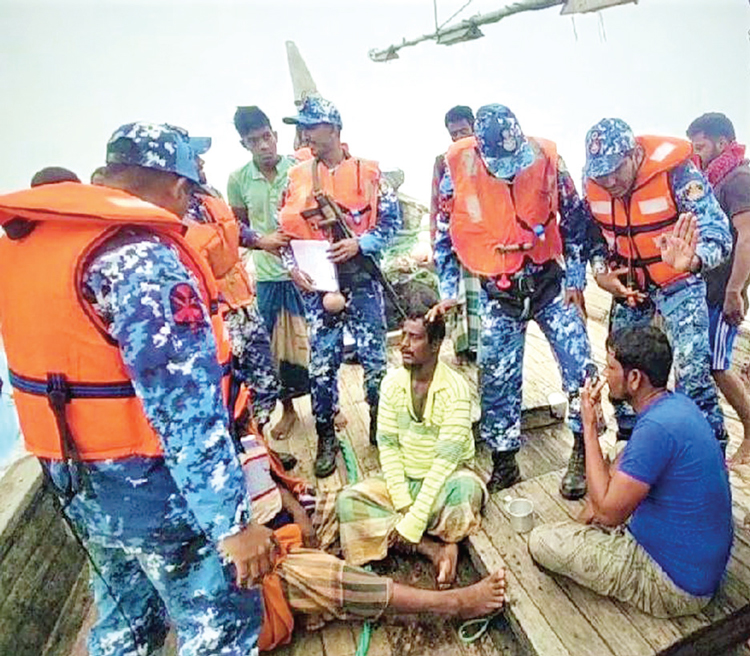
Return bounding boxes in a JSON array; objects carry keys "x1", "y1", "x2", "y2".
[
  {"x1": 449, "y1": 570, "x2": 506, "y2": 619},
  {"x1": 417, "y1": 538, "x2": 458, "y2": 589},
  {"x1": 334, "y1": 410, "x2": 348, "y2": 431},
  {"x1": 270, "y1": 406, "x2": 298, "y2": 440},
  {"x1": 729, "y1": 439, "x2": 750, "y2": 470}
]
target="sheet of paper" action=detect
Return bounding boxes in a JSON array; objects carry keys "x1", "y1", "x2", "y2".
[{"x1": 290, "y1": 240, "x2": 339, "y2": 292}]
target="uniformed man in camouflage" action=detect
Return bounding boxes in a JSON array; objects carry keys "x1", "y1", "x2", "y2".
[
  {"x1": 279, "y1": 97, "x2": 402, "y2": 478},
  {"x1": 432, "y1": 104, "x2": 596, "y2": 497},
  {"x1": 0, "y1": 123, "x2": 275, "y2": 656},
  {"x1": 582, "y1": 118, "x2": 731, "y2": 447}
]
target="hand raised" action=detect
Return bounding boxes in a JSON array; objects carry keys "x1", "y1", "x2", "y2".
[{"x1": 656, "y1": 213, "x2": 698, "y2": 273}]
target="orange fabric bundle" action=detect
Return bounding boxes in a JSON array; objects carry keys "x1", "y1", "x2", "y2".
[{"x1": 258, "y1": 524, "x2": 303, "y2": 652}]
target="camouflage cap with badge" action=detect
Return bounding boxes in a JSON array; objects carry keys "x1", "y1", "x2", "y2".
[
  {"x1": 283, "y1": 95, "x2": 343, "y2": 129},
  {"x1": 106, "y1": 122, "x2": 212, "y2": 184},
  {"x1": 474, "y1": 104, "x2": 535, "y2": 179},
  {"x1": 584, "y1": 118, "x2": 637, "y2": 180}
]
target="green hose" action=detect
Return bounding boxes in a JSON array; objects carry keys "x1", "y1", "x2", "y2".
[{"x1": 339, "y1": 436, "x2": 373, "y2": 656}]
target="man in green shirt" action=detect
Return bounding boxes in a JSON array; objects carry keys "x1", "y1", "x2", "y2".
[
  {"x1": 228, "y1": 106, "x2": 309, "y2": 438},
  {"x1": 336, "y1": 296, "x2": 486, "y2": 588}
]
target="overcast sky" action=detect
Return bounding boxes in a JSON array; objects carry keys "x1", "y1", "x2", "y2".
[{"x1": 1, "y1": 0, "x2": 748, "y2": 202}]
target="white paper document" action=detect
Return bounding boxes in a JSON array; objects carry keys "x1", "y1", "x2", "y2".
[{"x1": 290, "y1": 240, "x2": 339, "y2": 292}]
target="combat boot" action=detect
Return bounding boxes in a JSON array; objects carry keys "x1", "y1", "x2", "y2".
[
  {"x1": 560, "y1": 432, "x2": 586, "y2": 500},
  {"x1": 487, "y1": 450, "x2": 521, "y2": 493},
  {"x1": 369, "y1": 401, "x2": 379, "y2": 446},
  {"x1": 314, "y1": 420, "x2": 340, "y2": 478}
]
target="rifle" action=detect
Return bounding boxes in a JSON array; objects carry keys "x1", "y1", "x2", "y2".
[{"x1": 310, "y1": 161, "x2": 407, "y2": 321}]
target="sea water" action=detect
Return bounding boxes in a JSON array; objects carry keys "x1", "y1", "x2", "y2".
[{"x1": 0, "y1": 346, "x2": 22, "y2": 474}]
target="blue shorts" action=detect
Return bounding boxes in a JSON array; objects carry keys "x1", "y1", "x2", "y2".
[{"x1": 708, "y1": 304, "x2": 738, "y2": 371}]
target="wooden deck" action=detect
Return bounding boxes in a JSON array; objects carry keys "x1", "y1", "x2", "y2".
[{"x1": 19, "y1": 280, "x2": 750, "y2": 655}]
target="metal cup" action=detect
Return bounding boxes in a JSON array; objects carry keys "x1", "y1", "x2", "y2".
[{"x1": 505, "y1": 497, "x2": 534, "y2": 533}]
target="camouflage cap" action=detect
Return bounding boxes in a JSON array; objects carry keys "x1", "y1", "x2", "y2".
[
  {"x1": 282, "y1": 95, "x2": 342, "y2": 129},
  {"x1": 475, "y1": 104, "x2": 535, "y2": 179},
  {"x1": 106, "y1": 122, "x2": 211, "y2": 184},
  {"x1": 584, "y1": 118, "x2": 636, "y2": 179}
]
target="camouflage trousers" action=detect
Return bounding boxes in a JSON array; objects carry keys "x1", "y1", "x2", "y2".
[
  {"x1": 225, "y1": 305, "x2": 280, "y2": 427},
  {"x1": 480, "y1": 294, "x2": 594, "y2": 453},
  {"x1": 610, "y1": 277, "x2": 726, "y2": 441},
  {"x1": 528, "y1": 521, "x2": 711, "y2": 618},
  {"x1": 301, "y1": 278, "x2": 387, "y2": 423},
  {"x1": 44, "y1": 460, "x2": 262, "y2": 656}
]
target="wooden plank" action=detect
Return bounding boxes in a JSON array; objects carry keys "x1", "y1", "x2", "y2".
[
  {"x1": 0, "y1": 511, "x2": 69, "y2": 654},
  {"x1": 320, "y1": 620, "x2": 358, "y2": 656},
  {"x1": 0, "y1": 456, "x2": 43, "y2": 552},
  {"x1": 480, "y1": 492, "x2": 612, "y2": 656},
  {"x1": 44, "y1": 566, "x2": 93, "y2": 656},
  {"x1": 290, "y1": 629, "x2": 325, "y2": 656},
  {"x1": 0, "y1": 489, "x2": 58, "y2": 605},
  {"x1": 362, "y1": 623, "x2": 393, "y2": 656},
  {"x1": 466, "y1": 530, "x2": 569, "y2": 656}
]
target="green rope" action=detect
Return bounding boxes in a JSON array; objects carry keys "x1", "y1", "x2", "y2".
[{"x1": 339, "y1": 436, "x2": 373, "y2": 656}]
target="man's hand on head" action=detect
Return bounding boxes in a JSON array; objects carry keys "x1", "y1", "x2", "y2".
[{"x1": 425, "y1": 299, "x2": 458, "y2": 323}]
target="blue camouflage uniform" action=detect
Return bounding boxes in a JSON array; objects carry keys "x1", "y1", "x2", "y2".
[
  {"x1": 280, "y1": 97, "x2": 402, "y2": 450},
  {"x1": 187, "y1": 194, "x2": 280, "y2": 427},
  {"x1": 436, "y1": 105, "x2": 595, "y2": 454},
  {"x1": 583, "y1": 118, "x2": 732, "y2": 442},
  {"x1": 44, "y1": 123, "x2": 262, "y2": 656}
]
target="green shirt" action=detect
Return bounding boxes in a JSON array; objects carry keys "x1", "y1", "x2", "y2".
[
  {"x1": 227, "y1": 155, "x2": 295, "y2": 282},
  {"x1": 377, "y1": 361, "x2": 476, "y2": 543}
]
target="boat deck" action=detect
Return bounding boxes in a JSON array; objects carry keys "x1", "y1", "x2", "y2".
[{"x1": 6, "y1": 282, "x2": 750, "y2": 655}]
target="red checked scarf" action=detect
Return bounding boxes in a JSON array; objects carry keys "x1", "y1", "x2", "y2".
[{"x1": 705, "y1": 141, "x2": 748, "y2": 187}]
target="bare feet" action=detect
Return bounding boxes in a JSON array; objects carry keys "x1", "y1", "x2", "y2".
[
  {"x1": 417, "y1": 537, "x2": 458, "y2": 589},
  {"x1": 448, "y1": 570, "x2": 506, "y2": 619},
  {"x1": 270, "y1": 404, "x2": 298, "y2": 440},
  {"x1": 334, "y1": 410, "x2": 348, "y2": 431},
  {"x1": 729, "y1": 439, "x2": 750, "y2": 469}
]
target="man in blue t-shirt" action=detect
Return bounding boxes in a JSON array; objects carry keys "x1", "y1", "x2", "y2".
[{"x1": 529, "y1": 322, "x2": 732, "y2": 617}]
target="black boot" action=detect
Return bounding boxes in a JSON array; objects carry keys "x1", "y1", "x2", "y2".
[
  {"x1": 560, "y1": 432, "x2": 586, "y2": 500},
  {"x1": 487, "y1": 450, "x2": 521, "y2": 493},
  {"x1": 369, "y1": 401, "x2": 379, "y2": 446},
  {"x1": 314, "y1": 420, "x2": 340, "y2": 478}
]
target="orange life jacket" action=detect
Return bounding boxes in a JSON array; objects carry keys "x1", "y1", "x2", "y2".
[
  {"x1": 293, "y1": 147, "x2": 314, "y2": 162},
  {"x1": 184, "y1": 194, "x2": 255, "y2": 310},
  {"x1": 0, "y1": 183, "x2": 235, "y2": 461},
  {"x1": 446, "y1": 136, "x2": 562, "y2": 277},
  {"x1": 279, "y1": 156, "x2": 380, "y2": 239},
  {"x1": 585, "y1": 136, "x2": 693, "y2": 289}
]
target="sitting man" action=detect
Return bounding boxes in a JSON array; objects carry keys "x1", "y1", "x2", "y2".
[
  {"x1": 529, "y1": 324, "x2": 733, "y2": 618},
  {"x1": 337, "y1": 297, "x2": 487, "y2": 588},
  {"x1": 239, "y1": 433, "x2": 505, "y2": 652}
]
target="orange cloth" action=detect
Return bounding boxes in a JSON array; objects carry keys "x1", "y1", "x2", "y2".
[
  {"x1": 258, "y1": 524, "x2": 303, "y2": 652},
  {"x1": 446, "y1": 136, "x2": 562, "y2": 276},
  {"x1": 585, "y1": 136, "x2": 693, "y2": 288}
]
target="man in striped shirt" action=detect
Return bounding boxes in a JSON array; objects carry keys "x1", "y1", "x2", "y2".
[{"x1": 337, "y1": 297, "x2": 487, "y2": 588}]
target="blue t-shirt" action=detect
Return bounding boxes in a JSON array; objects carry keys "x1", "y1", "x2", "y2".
[{"x1": 618, "y1": 392, "x2": 732, "y2": 596}]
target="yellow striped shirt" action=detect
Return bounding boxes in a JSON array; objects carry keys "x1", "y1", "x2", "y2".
[{"x1": 377, "y1": 361, "x2": 476, "y2": 543}]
